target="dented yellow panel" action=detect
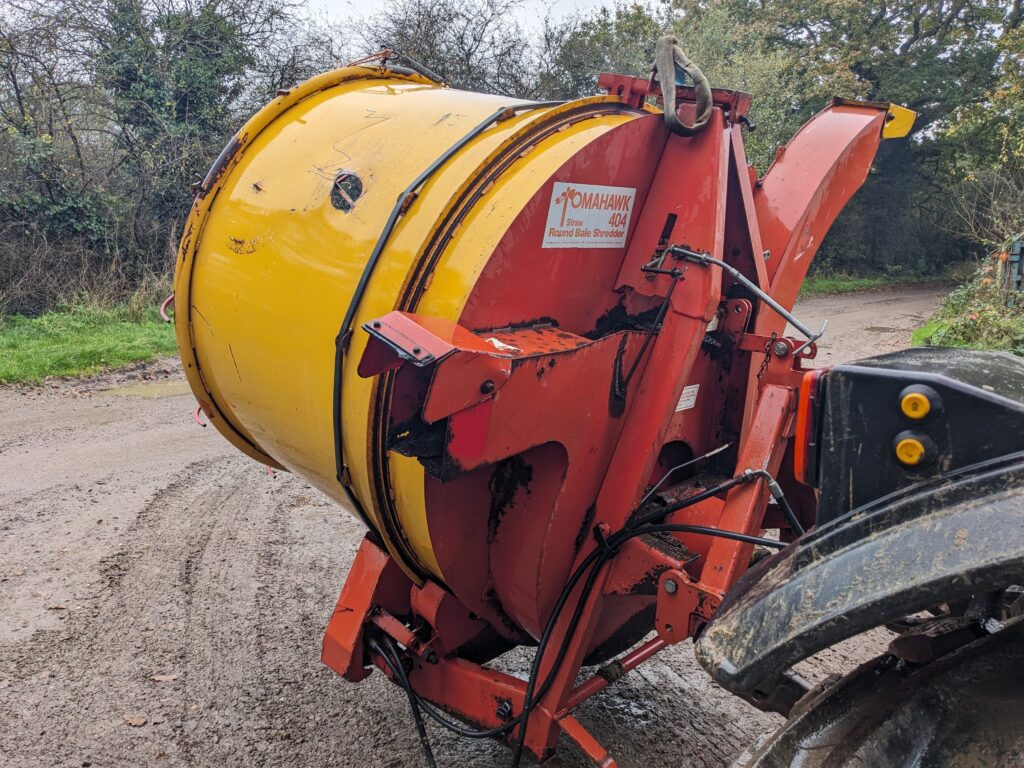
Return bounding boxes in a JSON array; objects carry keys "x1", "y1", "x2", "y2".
[{"x1": 175, "y1": 66, "x2": 644, "y2": 581}]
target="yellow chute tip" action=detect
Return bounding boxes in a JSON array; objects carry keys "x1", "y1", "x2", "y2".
[{"x1": 883, "y1": 104, "x2": 916, "y2": 139}]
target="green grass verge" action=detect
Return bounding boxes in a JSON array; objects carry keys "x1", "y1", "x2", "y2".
[
  {"x1": 0, "y1": 304, "x2": 178, "y2": 384},
  {"x1": 800, "y1": 263, "x2": 973, "y2": 298},
  {"x1": 800, "y1": 275, "x2": 891, "y2": 296}
]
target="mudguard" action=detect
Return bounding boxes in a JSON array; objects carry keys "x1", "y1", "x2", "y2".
[
  {"x1": 694, "y1": 453, "x2": 1024, "y2": 712},
  {"x1": 695, "y1": 347, "x2": 1024, "y2": 714}
]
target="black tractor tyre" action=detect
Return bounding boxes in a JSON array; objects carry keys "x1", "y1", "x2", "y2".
[{"x1": 734, "y1": 620, "x2": 1024, "y2": 768}]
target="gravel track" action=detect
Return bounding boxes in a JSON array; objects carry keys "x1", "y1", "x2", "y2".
[{"x1": 0, "y1": 287, "x2": 945, "y2": 768}]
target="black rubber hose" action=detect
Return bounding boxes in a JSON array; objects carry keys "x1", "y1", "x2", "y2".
[
  {"x1": 743, "y1": 468, "x2": 806, "y2": 536},
  {"x1": 371, "y1": 638, "x2": 438, "y2": 768},
  {"x1": 373, "y1": 476, "x2": 790, "y2": 767},
  {"x1": 510, "y1": 497, "x2": 786, "y2": 766},
  {"x1": 775, "y1": 493, "x2": 805, "y2": 536},
  {"x1": 630, "y1": 473, "x2": 750, "y2": 529},
  {"x1": 374, "y1": 636, "x2": 523, "y2": 740},
  {"x1": 526, "y1": 523, "x2": 785, "y2": 712}
]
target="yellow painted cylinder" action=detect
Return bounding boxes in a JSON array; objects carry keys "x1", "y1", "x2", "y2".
[{"x1": 174, "y1": 65, "x2": 650, "y2": 582}]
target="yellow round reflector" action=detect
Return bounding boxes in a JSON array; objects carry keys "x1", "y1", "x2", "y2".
[
  {"x1": 900, "y1": 391, "x2": 931, "y2": 420},
  {"x1": 895, "y1": 437, "x2": 927, "y2": 466}
]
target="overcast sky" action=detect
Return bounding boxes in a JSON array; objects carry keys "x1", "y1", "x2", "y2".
[{"x1": 307, "y1": 0, "x2": 607, "y2": 29}]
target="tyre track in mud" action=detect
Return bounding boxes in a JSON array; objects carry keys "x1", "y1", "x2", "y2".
[
  {"x1": 1, "y1": 405, "x2": 784, "y2": 768},
  {"x1": 0, "y1": 287, "x2": 945, "y2": 767},
  {"x1": 3, "y1": 460, "x2": 248, "y2": 766}
]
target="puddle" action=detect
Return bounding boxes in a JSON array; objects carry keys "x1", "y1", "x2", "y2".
[{"x1": 95, "y1": 380, "x2": 192, "y2": 399}]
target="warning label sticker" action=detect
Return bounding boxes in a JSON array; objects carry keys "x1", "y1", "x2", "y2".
[
  {"x1": 675, "y1": 384, "x2": 700, "y2": 412},
  {"x1": 542, "y1": 182, "x2": 636, "y2": 249}
]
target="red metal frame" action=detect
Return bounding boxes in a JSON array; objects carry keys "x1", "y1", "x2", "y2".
[{"x1": 320, "y1": 75, "x2": 895, "y2": 766}]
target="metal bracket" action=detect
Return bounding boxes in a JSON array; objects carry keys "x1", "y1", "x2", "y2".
[
  {"x1": 668, "y1": 246, "x2": 827, "y2": 355},
  {"x1": 617, "y1": 259, "x2": 685, "y2": 395},
  {"x1": 738, "y1": 333, "x2": 817, "y2": 360}
]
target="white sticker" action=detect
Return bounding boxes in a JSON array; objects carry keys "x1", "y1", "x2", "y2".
[
  {"x1": 542, "y1": 182, "x2": 635, "y2": 249},
  {"x1": 675, "y1": 384, "x2": 700, "y2": 412},
  {"x1": 485, "y1": 337, "x2": 521, "y2": 353}
]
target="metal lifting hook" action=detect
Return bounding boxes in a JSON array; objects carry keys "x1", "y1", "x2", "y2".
[{"x1": 652, "y1": 35, "x2": 713, "y2": 136}]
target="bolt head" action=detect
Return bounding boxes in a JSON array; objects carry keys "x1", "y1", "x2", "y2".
[
  {"x1": 664, "y1": 578, "x2": 678, "y2": 594},
  {"x1": 773, "y1": 341, "x2": 789, "y2": 357},
  {"x1": 480, "y1": 379, "x2": 495, "y2": 394}
]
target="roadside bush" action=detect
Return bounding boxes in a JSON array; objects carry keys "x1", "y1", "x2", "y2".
[
  {"x1": 916, "y1": 260, "x2": 1024, "y2": 355},
  {"x1": 0, "y1": 0, "x2": 312, "y2": 316}
]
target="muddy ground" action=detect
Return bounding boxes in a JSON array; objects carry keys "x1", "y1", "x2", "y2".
[{"x1": 0, "y1": 287, "x2": 944, "y2": 768}]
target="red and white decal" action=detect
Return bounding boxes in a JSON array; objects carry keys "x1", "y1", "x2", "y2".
[
  {"x1": 675, "y1": 384, "x2": 700, "y2": 412},
  {"x1": 543, "y1": 182, "x2": 635, "y2": 249}
]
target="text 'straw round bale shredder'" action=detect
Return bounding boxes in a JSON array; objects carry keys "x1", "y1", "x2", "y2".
[{"x1": 174, "y1": 41, "x2": 1024, "y2": 767}]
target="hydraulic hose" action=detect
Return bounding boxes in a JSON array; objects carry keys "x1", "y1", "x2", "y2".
[
  {"x1": 374, "y1": 469, "x2": 797, "y2": 767},
  {"x1": 370, "y1": 637, "x2": 437, "y2": 768}
]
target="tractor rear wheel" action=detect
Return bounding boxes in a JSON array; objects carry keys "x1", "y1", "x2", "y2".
[{"x1": 736, "y1": 619, "x2": 1024, "y2": 767}]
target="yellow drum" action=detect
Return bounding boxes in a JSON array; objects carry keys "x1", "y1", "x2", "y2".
[{"x1": 174, "y1": 64, "x2": 657, "y2": 605}]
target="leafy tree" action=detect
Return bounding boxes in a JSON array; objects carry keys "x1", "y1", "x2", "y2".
[
  {"x1": 245, "y1": 13, "x2": 350, "y2": 108},
  {"x1": 94, "y1": 0, "x2": 281, "y2": 243},
  {"x1": 538, "y1": 2, "x2": 822, "y2": 169},
  {"x1": 947, "y1": 25, "x2": 1024, "y2": 246},
  {"x1": 710, "y1": 0, "x2": 1023, "y2": 274},
  {"x1": 0, "y1": 0, "x2": 295, "y2": 312},
  {"x1": 543, "y1": 3, "x2": 666, "y2": 99},
  {"x1": 357, "y1": 0, "x2": 547, "y2": 97},
  {"x1": 1, "y1": 0, "x2": 1021, "y2": 313},
  {"x1": 726, "y1": 0, "x2": 1018, "y2": 134},
  {"x1": 669, "y1": 2, "x2": 823, "y2": 170}
]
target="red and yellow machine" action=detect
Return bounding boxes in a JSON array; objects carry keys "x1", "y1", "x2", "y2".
[{"x1": 174, "y1": 43, "x2": 1024, "y2": 767}]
